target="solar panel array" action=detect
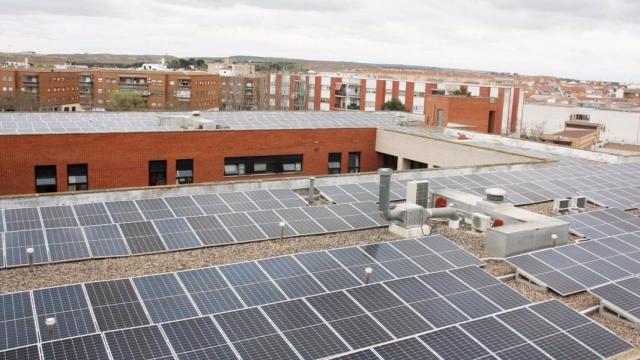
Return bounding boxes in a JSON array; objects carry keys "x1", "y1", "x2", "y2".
[
  {"x1": 0, "y1": 111, "x2": 408, "y2": 135},
  {"x1": 319, "y1": 162, "x2": 640, "y2": 208},
  {"x1": 0, "y1": 236, "x2": 488, "y2": 357},
  {"x1": 330, "y1": 299, "x2": 633, "y2": 360},
  {"x1": 1, "y1": 254, "x2": 631, "y2": 359},
  {"x1": 0, "y1": 190, "x2": 390, "y2": 268},
  {"x1": 590, "y1": 275, "x2": 640, "y2": 325},
  {"x1": 558, "y1": 208, "x2": 640, "y2": 240},
  {"x1": 506, "y1": 224, "x2": 640, "y2": 295}
]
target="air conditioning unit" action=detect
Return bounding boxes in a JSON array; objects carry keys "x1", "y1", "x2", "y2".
[
  {"x1": 472, "y1": 213, "x2": 491, "y2": 232},
  {"x1": 570, "y1": 196, "x2": 587, "y2": 210},
  {"x1": 407, "y1": 180, "x2": 430, "y2": 208},
  {"x1": 553, "y1": 198, "x2": 571, "y2": 213}
]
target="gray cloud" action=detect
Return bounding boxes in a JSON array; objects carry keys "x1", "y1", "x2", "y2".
[{"x1": 0, "y1": 0, "x2": 638, "y2": 82}]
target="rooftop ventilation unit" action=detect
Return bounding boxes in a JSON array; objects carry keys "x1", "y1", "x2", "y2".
[
  {"x1": 553, "y1": 198, "x2": 571, "y2": 213},
  {"x1": 406, "y1": 180, "x2": 430, "y2": 208},
  {"x1": 570, "y1": 196, "x2": 587, "y2": 210},
  {"x1": 485, "y1": 188, "x2": 507, "y2": 203},
  {"x1": 472, "y1": 213, "x2": 491, "y2": 232}
]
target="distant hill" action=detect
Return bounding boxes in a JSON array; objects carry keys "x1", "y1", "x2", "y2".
[{"x1": 0, "y1": 52, "x2": 503, "y2": 75}]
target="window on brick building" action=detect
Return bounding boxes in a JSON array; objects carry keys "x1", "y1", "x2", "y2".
[
  {"x1": 35, "y1": 165, "x2": 57, "y2": 193},
  {"x1": 224, "y1": 155, "x2": 303, "y2": 176},
  {"x1": 328, "y1": 153, "x2": 341, "y2": 174},
  {"x1": 149, "y1": 160, "x2": 167, "y2": 186},
  {"x1": 348, "y1": 152, "x2": 361, "y2": 173},
  {"x1": 176, "y1": 159, "x2": 193, "y2": 185},
  {"x1": 67, "y1": 164, "x2": 88, "y2": 191}
]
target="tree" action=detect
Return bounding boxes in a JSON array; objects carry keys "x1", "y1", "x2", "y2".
[
  {"x1": 107, "y1": 91, "x2": 147, "y2": 111},
  {"x1": 381, "y1": 99, "x2": 406, "y2": 111}
]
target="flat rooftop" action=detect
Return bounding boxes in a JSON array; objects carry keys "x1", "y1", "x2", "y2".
[{"x1": 0, "y1": 111, "x2": 414, "y2": 135}]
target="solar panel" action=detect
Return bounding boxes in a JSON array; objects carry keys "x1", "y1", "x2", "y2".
[
  {"x1": 161, "y1": 316, "x2": 236, "y2": 359},
  {"x1": 32, "y1": 284, "x2": 96, "y2": 341},
  {"x1": 45, "y1": 227, "x2": 91, "y2": 262},
  {"x1": 135, "y1": 198, "x2": 175, "y2": 220},
  {"x1": 420, "y1": 326, "x2": 490, "y2": 360},
  {"x1": 73, "y1": 202, "x2": 112, "y2": 226},
  {"x1": 164, "y1": 196, "x2": 204, "y2": 217},
  {"x1": 0, "y1": 292, "x2": 37, "y2": 351},
  {"x1": 39, "y1": 205, "x2": 79, "y2": 228},
  {"x1": 374, "y1": 338, "x2": 438, "y2": 360},
  {"x1": 0, "y1": 345, "x2": 40, "y2": 360},
  {"x1": 177, "y1": 267, "x2": 244, "y2": 315},
  {"x1": 192, "y1": 194, "x2": 233, "y2": 215},
  {"x1": 186, "y1": 215, "x2": 235, "y2": 245},
  {"x1": 104, "y1": 325, "x2": 173, "y2": 360},
  {"x1": 301, "y1": 206, "x2": 352, "y2": 232},
  {"x1": 153, "y1": 218, "x2": 202, "y2": 250},
  {"x1": 85, "y1": 279, "x2": 150, "y2": 331},
  {"x1": 118, "y1": 221, "x2": 166, "y2": 254},
  {"x1": 4, "y1": 230, "x2": 48, "y2": 267},
  {"x1": 104, "y1": 201, "x2": 144, "y2": 223},
  {"x1": 4, "y1": 208, "x2": 41, "y2": 231},
  {"x1": 371, "y1": 305, "x2": 432, "y2": 338},
  {"x1": 83, "y1": 224, "x2": 130, "y2": 257},
  {"x1": 41, "y1": 333, "x2": 110, "y2": 360},
  {"x1": 132, "y1": 273, "x2": 199, "y2": 323}
]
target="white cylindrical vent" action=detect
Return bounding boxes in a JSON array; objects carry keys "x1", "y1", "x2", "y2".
[{"x1": 485, "y1": 188, "x2": 507, "y2": 202}]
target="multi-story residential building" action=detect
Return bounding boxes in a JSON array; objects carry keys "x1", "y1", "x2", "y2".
[
  {"x1": 219, "y1": 76, "x2": 266, "y2": 111},
  {"x1": 1, "y1": 69, "x2": 220, "y2": 111},
  {"x1": 266, "y1": 72, "x2": 523, "y2": 135},
  {"x1": 0, "y1": 69, "x2": 81, "y2": 111},
  {"x1": 81, "y1": 70, "x2": 220, "y2": 111}
]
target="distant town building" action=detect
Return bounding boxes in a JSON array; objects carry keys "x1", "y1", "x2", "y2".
[
  {"x1": 0, "y1": 68, "x2": 220, "y2": 111},
  {"x1": 137, "y1": 58, "x2": 169, "y2": 71},
  {"x1": 266, "y1": 72, "x2": 523, "y2": 135},
  {"x1": 3, "y1": 57, "x2": 30, "y2": 69}
]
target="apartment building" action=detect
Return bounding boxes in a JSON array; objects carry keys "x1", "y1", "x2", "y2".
[
  {"x1": 0, "y1": 69, "x2": 220, "y2": 111},
  {"x1": 0, "y1": 69, "x2": 81, "y2": 111},
  {"x1": 80, "y1": 70, "x2": 220, "y2": 111},
  {"x1": 219, "y1": 76, "x2": 266, "y2": 111},
  {"x1": 266, "y1": 73, "x2": 524, "y2": 135}
]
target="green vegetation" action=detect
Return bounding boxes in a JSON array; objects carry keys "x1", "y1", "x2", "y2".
[
  {"x1": 108, "y1": 91, "x2": 147, "y2": 111},
  {"x1": 167, "y1": 58, "x2": 206, "y2": 70},
  {"x1": 453, "y1": 88, "x2": 471, "y2": 96},
  {"x1": 381, "y1": 99, "x2": 406, "y2": 111}
]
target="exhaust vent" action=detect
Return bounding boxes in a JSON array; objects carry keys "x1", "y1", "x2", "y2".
[{"x1": 485, "y1": 188, "x2": 507, "y2": 203}]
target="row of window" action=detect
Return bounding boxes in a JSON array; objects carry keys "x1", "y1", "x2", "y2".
[
  {"x1": 35, "y1": 164, "x2": 88, "y2": 193},
  {"x1": 0, "y1": 76, "x2": 13, "y2": 81},
  {"x1": 33, "y1": 153, "x2": 362, "y2": 193},
  {"x1": 47, "y1": 87, "x2": 80, "y2": 92}
]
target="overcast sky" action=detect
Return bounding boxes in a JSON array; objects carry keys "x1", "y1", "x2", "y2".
[{"x1": 1, "y1": 0, "x2": 638, "y2": 82}]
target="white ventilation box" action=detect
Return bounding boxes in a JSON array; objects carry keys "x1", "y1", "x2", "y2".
[
  {"x1": 570, "y1": 196, "x2": 587, "y2": 210},
  {"x1": 406, "y1": 180, "x2": 430, "y2": 208},
  {"x1": 472, "y1": 213, "x2": 491, "y2": 232},
  {"x1": 553, "y1": 198, "x2": 571, "y2": 213}
]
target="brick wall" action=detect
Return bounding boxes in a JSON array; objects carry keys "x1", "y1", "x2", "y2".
[
  {"x1": 424, "y1": 95, "x2": 502, "y2": 134},
  {"x1": 0, "y1": 128, "x2": 379, "y2": 195}
]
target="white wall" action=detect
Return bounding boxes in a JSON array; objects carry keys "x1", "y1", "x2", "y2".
[{"x1": 521, "y1": 104, "x2": 640, "y2": 145}]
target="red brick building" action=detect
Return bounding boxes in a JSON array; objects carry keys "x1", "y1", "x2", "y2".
[
  {"x1": 0, "y1": 116, "x2": 378, "y2": 195},
  {"x1": 0, "y1": 69, "x2": 220, "y2": 112},
  {"x1": 0, "y1": 69, "x2": 81, "y2": 111},
  {"x1": 267, "y1": 73, "x2": 523, "y2": 135}
]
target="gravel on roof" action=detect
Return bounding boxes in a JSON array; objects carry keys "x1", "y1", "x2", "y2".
[{"x1": 0, "y1": 228, "x2": 399, "y2": 294}]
